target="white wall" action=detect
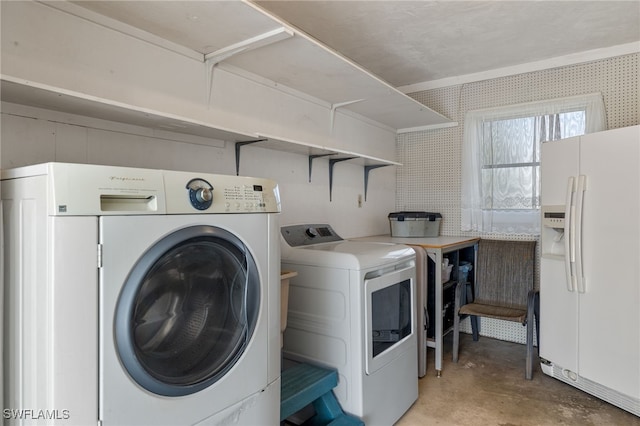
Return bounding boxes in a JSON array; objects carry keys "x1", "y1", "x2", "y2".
[{"x1": 0, "y1": 102, "x2": 396, "y2": 238}]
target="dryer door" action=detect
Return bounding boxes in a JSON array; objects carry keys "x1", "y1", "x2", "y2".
[
  {"x1": 364, "y1": 262, "x2": 416, "y2": 375},
  {"x1": 112, "y1": 224, "x2": 260, "y2": 396}
]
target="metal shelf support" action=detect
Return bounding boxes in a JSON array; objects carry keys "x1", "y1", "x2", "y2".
[
  {"x1": 235, "y1": 139, "x2": 267, "y2": 175},
  {"x1": 308, "y1": 153, "x2": 335, "y2": 182},
  {"x1": 328, "y1": 157, "x2": 357, "y2": 201},
  {"x1": 364, "y1": 164, "x2": 390, "y2": 201}
]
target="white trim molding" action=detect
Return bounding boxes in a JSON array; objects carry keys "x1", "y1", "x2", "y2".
[{"x1": 399, "y1": 42, "x2": 640, "y2": 93}]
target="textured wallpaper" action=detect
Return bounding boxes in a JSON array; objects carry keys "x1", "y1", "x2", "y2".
[
  {"x1": 398, "y1": 53, "x2": 638, "y2": 237},
  {"x1": 397, "y1": 53, "x2": 639, "y2": 343}
]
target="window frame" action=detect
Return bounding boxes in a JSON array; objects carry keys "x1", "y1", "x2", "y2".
[{"x1": 461, "y1": 93, "x2": 606, "y2": 234}]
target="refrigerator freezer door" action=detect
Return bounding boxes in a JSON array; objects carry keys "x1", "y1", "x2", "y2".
[
  {"x1": 577, "y1": 125, "x2": 640, "y2": 398},
  {"x1": 540, "y1": 135, "x2": 580, "y2": 372},
  {"x1": 541, "y1": 135, "x2": 580, "y2": 204}
]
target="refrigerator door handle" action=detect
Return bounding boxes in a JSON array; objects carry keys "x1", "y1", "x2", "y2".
[
  {"x1": 564, "y1": 176, "x2": 576, "y2": 292},
  {"x1": 575, "y1": 175, "x2": 587, "y2": 293}
]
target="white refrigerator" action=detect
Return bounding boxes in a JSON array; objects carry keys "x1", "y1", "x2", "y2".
[{"x1": 539, "y1": 125, "x2": 640, "y2": 416}]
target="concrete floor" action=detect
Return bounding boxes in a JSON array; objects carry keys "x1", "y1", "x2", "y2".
[{"x1": 395, "y1": 333, "x2": 640, "y2": 426}]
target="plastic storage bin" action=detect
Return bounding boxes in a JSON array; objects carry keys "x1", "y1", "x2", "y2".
[{"x1": 388, "y1": 211, "x2": 442, "y2": 237}]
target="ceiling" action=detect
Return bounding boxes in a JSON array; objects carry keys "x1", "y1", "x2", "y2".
[
  {"x1": 255, "y1": 0, "x2": 640, "y2": 88},
  {"x1": 68, "y1": 0, "x2": 639, "y2": 91}
]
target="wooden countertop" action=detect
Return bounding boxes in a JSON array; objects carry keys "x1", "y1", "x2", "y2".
[{"x1": 352, "y1": 235, "x2": 479, "y2": 249}]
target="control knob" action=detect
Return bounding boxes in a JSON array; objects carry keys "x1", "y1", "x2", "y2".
[
  {"x1": 186, "y1": 178, "x2": 214, "y2": 210},
  {"x1": 195, "y1": 187, "x2": 212, "y2": 203}
]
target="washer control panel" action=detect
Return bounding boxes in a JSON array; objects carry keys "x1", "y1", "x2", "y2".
[
  {"x1": 221, "y1": 183, "x2": 269, "y2": 212},
  {"x1": 166, "y1": 170, "x2": 280, "y2": 213}
]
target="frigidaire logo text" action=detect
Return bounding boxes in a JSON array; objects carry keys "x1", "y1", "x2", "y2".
[
  {"x1": 109, "y1": 176, "x2": 145, "y2": 182},
  {"x1": 3, "y1": 409, "x2": 70, "y2": 420}
]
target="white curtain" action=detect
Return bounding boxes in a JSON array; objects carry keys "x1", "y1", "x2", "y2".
[{"x1": 461, "y1": 93, "x2": 606, "y2": 234}]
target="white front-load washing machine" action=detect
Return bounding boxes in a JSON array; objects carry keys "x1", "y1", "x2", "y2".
[
  {"x1": 280, "y1": 224, "x2": 418, "y2": 426},
  {"x1": 1, "y1": 162, "x2": 281, "y2": 426}
]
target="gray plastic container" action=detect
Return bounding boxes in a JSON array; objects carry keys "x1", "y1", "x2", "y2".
[{"x1": 388, "y1": 211, "x2": 442, "y2": 237}]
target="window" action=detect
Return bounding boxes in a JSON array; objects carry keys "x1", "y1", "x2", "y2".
[{"x1": 461, "y1": 93, "x2": 606, "y2": 234}]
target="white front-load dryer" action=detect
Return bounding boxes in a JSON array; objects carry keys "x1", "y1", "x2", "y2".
[{"x1": 1, "y1": 163, "x2": 281, "y2": 426}]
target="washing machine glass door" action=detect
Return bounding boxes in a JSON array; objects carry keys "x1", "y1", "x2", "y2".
[{"x1": 114, "y1": 225, "x2": 259, "y2": 397}]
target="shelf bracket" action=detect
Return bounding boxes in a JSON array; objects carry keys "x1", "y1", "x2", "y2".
[
  {"x1": 330, "y1": 99, "x2": 365, "y2": 133},
  {"x1": 364, "y1": 164, "x2": 390, "y2": 201},
  {"x1": 205, "y1": 62, "x2": 219, "y2": 108},
  {"x1": 308, "y1": 153, "x2": 335, "y2": 182},
  {"x1": 204, "y1": 27, "x2": 293, "y2": 108},
  {"x1": 328, "y1": 157, "x2": 357, "y2": 202},
  {"x1": 235, "y1": 139, "x2": 267, "y2": 175},
  {"x1": 204, "y1": 27, "x2": 294, "y2": 64}
]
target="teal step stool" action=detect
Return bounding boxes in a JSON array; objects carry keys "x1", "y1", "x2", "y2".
[{"x1": 280, "y1": 363, "x2": 364, "y2": 426}]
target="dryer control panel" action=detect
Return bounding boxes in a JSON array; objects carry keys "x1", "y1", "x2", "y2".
[{"x1": 281, "y1": 224, "x2": 343, "y2": 247}]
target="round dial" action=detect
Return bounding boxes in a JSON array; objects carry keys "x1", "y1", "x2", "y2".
[
  {"x1": 186, "y1": 178, "x2": 214, "y2": 210},
  {"x1": 195, "y1": 187, "x2": 212, "y2": 203},
  {"x1": 305, "y1": 227, "x2": 319, "y2": 238}
]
